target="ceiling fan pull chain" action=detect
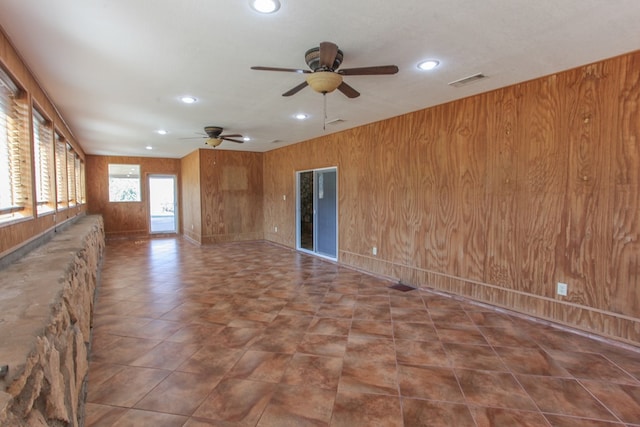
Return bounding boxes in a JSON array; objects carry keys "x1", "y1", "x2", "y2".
[{"x1": 323, "y1": 93, "x2": 327, "y2": 130}]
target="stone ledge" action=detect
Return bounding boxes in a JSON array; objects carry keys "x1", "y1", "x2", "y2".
[{"x1": 0, "y1": 215, "x2": 104, "y2": 427}]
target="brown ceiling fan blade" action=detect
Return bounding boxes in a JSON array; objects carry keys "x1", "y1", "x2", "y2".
[
  {"x1": 337, "y1": 81, "x2": 360, "y2": 98},
  {"x1": 178, "y1": 136, "x2": 206, "y2": 140},
  {"x1": 282, "y1": 81, "x2": 308, "y2": 97},
  {"x1": 222, "y1": 137, "x2": 244, "y2": 143},
  {"x1": 220, "y1": 134, "x2": 242, "y2": 138},
  {"x1": 319, "y1": 42, "x2": 338, "y2": 69},
  {"x1": 251, "y1": 66, "x2": 311, "y2": 74},
  {"x1": 338, "y1": 65, "x2": 399, "y2": 76}
]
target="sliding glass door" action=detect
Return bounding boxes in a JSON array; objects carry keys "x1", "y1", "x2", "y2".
[{"x1": 297, "y1": 167, "x2": 337, "y2": 259}]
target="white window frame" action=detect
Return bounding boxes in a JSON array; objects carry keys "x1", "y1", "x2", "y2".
[
  {"x1": 66, "y1": 143, "x2": 76, "y2": 207},
  {"x1": 74, "y1": 153, "x2": 83, "y2": 205},
  {"x1": 108, "y1": 164, "x2": 142, "y2": 202},
  {"x1": 55, "y1": 131, "x2": 68, "y2": 211}
]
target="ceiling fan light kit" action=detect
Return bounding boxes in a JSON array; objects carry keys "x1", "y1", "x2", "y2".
[
  {"x1": 205, "y1": 138, "x2": 223, "y2": 148},
  {"x1": 306, "y1": 71, "x2": 343, "y2": 94}
]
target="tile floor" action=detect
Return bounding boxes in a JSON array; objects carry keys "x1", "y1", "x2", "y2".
[{"x1": 85, "y1": 238, "x2": 640, "y2": 426}]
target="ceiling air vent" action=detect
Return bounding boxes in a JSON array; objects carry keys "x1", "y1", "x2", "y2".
[
  {"x1": 269, "y1": 139, "x2": 282, "y2": 144},
  {"x1": 448, "y1": 73, "x2": 486, "y2": 88},
  {"x1": 324, "y1": 118, "x2": 345, "y2": 126}
]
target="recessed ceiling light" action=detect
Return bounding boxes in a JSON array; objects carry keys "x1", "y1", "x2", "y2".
[
  {"x1": 243, "y1": 136, "x2": 251, "y2": 141},
  {"x1": 250, "y1": 0, "x2": 280, "y2": 13},
  {"x1": 156, "y1": 129, "x2": 168, "y2": 135},
  {"x1": 145, "y1": 146, "x2": 153, "y2": 150},
  {"x1": 294, "y1": 113, "x2": 308, "y2": 120},
  {"x1": 181, "y1": 96, "x2": 197, "y2": 104},
  {"x1": 417, "y1": 59, "x2": 440, "y2": 71}
]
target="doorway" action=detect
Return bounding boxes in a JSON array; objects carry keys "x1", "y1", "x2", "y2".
[
  {"x1": 297, "y1": 167, "x2": 338, "y2": 259},
  {"x1": 148, "y1": 175, "x2": 178, "y2": 234}
]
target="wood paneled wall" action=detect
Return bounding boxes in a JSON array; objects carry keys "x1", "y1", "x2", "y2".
[
  {"x1": 181, "y1": 149, "x2": 202, "y2": 244},
  {"x1": 198, "y1": 149, "x2": 264, "y2": 244},
  {"x1": 264, "y1": 50, "x2": 640, "y2": 345},
  {"x1": 85, "y1": 155, "x2": 181, "y2": 239},
  {"x1": 0, "y1": 28, "x2": 86, "y2": 257}
]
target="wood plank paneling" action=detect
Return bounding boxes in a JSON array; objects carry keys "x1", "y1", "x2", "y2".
[
  {"x1": 515, "y1": 74, "x2": 567, "y2": 296},
  {"x1": 263, "y1": 145, "x2": 298, "y2": 247},
  {"x1": 484, "y1": 87, "x2": 518, "y2": 288},
  {"x1": 410, "y1": 97, "x2": 488, "y2": 281},
  {"x1": 338, "y1": 124, "x2": 373, "y2": 256},
  {"x1": 369, "y1": 118, "x2": 410, "y2": 266},
  {"x1": 181, "y1": 150, "x2": 201, "y2": 243},
  {"x1": 444, "y1": 97, "x2": 488, "y2": 281},
  {"x1": 199, "y1": 149, "x2": 263, "y2": 244},
  {"x1": 557, "y1": 61, "x2": 616, "y2": 310},
  {"x1": 411, "y1": 108, "x2": 440, "y2": 275}
]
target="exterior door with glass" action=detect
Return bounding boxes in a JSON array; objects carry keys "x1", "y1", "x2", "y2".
[
  {"x1": 297, "y1": 168, "x2": 337, "y2": 259},
  {"x1": 148, "y1": 175, "x2": 178, "y2": 234}
]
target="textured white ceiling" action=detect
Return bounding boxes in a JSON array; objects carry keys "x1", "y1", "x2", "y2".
[{"x1": 1, "y1": 0, "x2": 639, "y2": 158}]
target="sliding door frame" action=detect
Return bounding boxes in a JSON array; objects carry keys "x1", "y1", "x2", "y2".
[{"x1": 295, "y1": 167, "x2": 338, "y2": 261}]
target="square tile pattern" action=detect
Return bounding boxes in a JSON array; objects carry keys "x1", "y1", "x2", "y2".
[{"x1": 85, "y1": 239, "x2": 640, "y2": 426}]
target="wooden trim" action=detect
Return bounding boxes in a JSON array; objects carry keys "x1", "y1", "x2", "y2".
[
  {"x1": 0, "y1": 206, "x2": 24, "y2": 215},
  {"x1": 340, "y1": 250, "x2": 640, "y2": 345}
]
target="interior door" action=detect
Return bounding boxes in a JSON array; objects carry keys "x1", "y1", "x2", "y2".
[
  {"x1": 297, "y1": 168, "x2": 337, "y2": 259},
  {"x1": 149, "y1": 175, "x2": 177, "y2": 234}
]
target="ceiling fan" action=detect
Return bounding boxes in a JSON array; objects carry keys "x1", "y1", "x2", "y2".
[
  {"x1": 184, "y1": 126, "x2": 245, "y2": 148},
  {"x1": 251, "y1": 41, "x2": 399, "y2": 98}
]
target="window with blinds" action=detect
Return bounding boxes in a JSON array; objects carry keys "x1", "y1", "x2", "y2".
[
  {"x1": 66, "y1": 143, "x2": 76, "y2": 206},
  {"x1": 55, "y1": 132, "x2": 68, "y2": 210},
  {"x1": 74, "y1": 153, "x2": 83, "y2": 205},
  {"x1": 0, "y1": 66, "x2": 31, "y2": 223},
  {"x1": 32, "y1": 107, "x2": 55, "y2": 215}
]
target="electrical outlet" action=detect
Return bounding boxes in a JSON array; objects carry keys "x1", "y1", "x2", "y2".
[
  {"x1": 372, "y1": 247, "x2": 377, "y2": 256},
  {"x1": 557, "y1": 282, "x2": 568, "y2": 296},
  {"x1": 274, "y1": 226, "x2": 278, "y2": 232},
  {"x1": 283, "y1": 195, "x2": 286, "y2": 201}
]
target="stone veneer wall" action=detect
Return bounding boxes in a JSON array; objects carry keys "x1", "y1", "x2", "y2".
[{"x1": 0, "y1": 215, "x2": 105, "y2": 427}]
